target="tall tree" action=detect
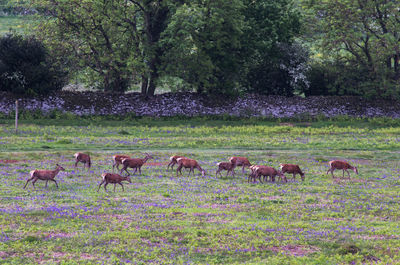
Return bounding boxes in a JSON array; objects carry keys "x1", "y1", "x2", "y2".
[
  {"x1": 29, "y1": 0, "x2": 176, "y2": 95},
  {"x1": 162, "y1": 0, "x2": 244, "y2": 95},
  {"x1": 240, "y1": 0, "x2": 303, "y2": 95},
  {"x1": 302, "y1": 0, "x2": 400, "y2": 97}
]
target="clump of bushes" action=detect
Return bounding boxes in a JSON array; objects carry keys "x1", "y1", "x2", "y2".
[{"x1": 0, "y1": 33, "x2": 67, "y2": 95}]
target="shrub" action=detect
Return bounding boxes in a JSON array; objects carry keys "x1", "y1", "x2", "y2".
[{"x1": 0, "y1": 33, "x2": 67, "y2": 95}]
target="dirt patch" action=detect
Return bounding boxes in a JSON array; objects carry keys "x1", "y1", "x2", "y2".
[
  {"x1": 0, "y1": 160, "x2": 21, "y2": 164},
  {"x1": 268, "y1": 245, "x2": 320, "y2": 256}
]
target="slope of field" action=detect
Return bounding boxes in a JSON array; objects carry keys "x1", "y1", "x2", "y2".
[
  {"x1": 0, "y1": 16, "x2": 34, "y2": 35},
  {"x1": 0, "y1": 119, "x2": 399, "y2": 264}
]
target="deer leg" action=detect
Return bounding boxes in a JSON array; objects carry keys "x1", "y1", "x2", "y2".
[
  {"x1": 50, "y1": 179, "x2": 59, "y2": 188},
  {"x1": 23, "y1": 177, "x2": 34, "y2": 189},
  {"x1": 97, "y1": 180, "x2": 105, "y2": 192},
  {"x1": 139, "y1": 167, "x2": 142, "y2": 175},
  {"x1": 114, "y1": 184, "x2": 116, "y2": 192},
  {"x1": 346, "y1": 169, "x2": 351, "y2": 179},
  {"x1": 45, "y1": 180, "x2": 49, "y2": 188},
  {"x1": 215, "y1": 169, "x2": 219, "y2": 177},
  {"x1": 330, "y1": 168, "x2": 335, "y2": 178},
  {"x1": 167, "y1": 161, "x2": 173, "y2": 170},
  {"x1": 242, "y1": 165, "x2": 245, "y2": 174},
  {"x1": 74, "y1": 161, "x2": 78, "y2": 168},
  {"x1": 119, "y1": 183, "x2": 124, "y2": 192},
  {"x1": 104, "y1": 183, "x2": 109, "y2": 192},
  {"x1": 342, "y1": 170, "x2": 345, "y2": 178},
  {"x1": 32, "y1": 178, "x2": 39, "y2": 188},
  {"x1": 176, "y1": 165, "x2": 183, "y2": 177}
]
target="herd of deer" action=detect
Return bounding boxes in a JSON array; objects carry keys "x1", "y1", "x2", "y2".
[{"x1": 22, "y1": 152, "x2": 359, "y2": 192}]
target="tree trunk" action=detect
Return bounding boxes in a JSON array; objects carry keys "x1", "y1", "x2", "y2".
[{"x1": 141, "y1": 74, "x2": 148, "y2": 95}]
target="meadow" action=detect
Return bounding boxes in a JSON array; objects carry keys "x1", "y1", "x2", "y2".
[
  {"x1": 0, "y1": 16, "x2": 34, "y2": 35},
  {"x1": 0, "y1": 117, "x2": 400, "y2": 264}
]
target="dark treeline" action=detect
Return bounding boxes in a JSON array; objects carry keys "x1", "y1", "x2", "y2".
[{"x1": 0, "y1": 0, "x2": 399, "y2": 99}]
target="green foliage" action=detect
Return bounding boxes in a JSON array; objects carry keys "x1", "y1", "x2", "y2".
[
  {"x1": 163, "y1": 0, "x2": 244, "y2": 95},
  {"x1": 240, "y1": 0, "x2": 304, "y2": 96},
  {"x1": 302, "y1": 0, "x2": 400, "y2": 99},
  {"x1": 0, "y1": 33, "x2": 67, "y2": 95}
]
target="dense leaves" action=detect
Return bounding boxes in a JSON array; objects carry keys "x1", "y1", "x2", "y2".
[
  {"x1": 302, "y1": 0, "x2": 400, "y2": 99},
  {"x1": 0, "y1": 33, "x2": 66, "y2": 95}
]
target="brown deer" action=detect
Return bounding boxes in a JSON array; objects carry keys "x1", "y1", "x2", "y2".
[
  {"x1": 248, "y1": 165, "x2": 268, "y2": 183},
  {"x1": 280, "y1": 164, "x2": 305, "y2": 181},
  {"x1": 229, "y1": 157, "x2": 251, "y2": 174},
  {"x1": 215, "y1": 161, "x2": 237, "y2": 177},
  {"x1": 74, "y1": 152, "x2": 91, "y2": 171},
  {"x1": 327, "y1": 160, "x2": 358, "y2": 179},
  {"x1": 176, "y1": 158, "x2": 206, "y2": 177},
  {"x1": 23, "y1": 164, "x2": 65, "y2": 189},
  {"x1": 167, "y1": 155, "x2": 187, "y2": 170},
  {"x1": 120, "y1": 153, "x2": 154, "y2": 176},
  {"x1": 254, "y1": 166, "x2": 287, "y2": 183},
  {"x1": 97, "y1": 173, "x2": 131, "y2": 192},
  {"x1": 112, "y1": 155, "x2": 130, "y2": 172}
]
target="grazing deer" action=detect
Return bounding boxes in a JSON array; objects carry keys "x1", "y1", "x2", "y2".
[
  {"x1": 167, "y1": 155, "x2": 187, "y2": 170},
  {"x1": 280, "y1": 164, "x2": 305, "y2": 181},
  {"x1": 254, "y1": 166, "x2": 287, "y2": 183},
  {"x1": 216, "y1": 161, "x2": 237, "y2": 177},
  {"x1": 229, "y1": 157, "x2": 251, "y2": 174},
  {"x1": 120, "y1": 153, "x2": 153, "y2": 176},
  {"x1": 327, "y1": 160, "x2": 358, "y2": 179},
  {"x1": 248, "y1": 165, "x2": 263, "y2": 183},
  {"x1": 74, "y1": 152, "x2": 91, "y2": 171},
  {"x1": 176, "y1": 158, "x2": 206, "y2": 177},
  {"x1": 23, "y1": 164, "x2": 65, "y2": 189},
  {"x1": 112, "y1": 155, "x2": 130, "y2": 172},
  {"x1": 97, "y1": 173, "x2": 131, "y2": 192}
]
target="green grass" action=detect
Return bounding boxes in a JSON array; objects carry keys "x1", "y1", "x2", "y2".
[
  {"x1": 0, "y1": 118, "x2": 399, "y2": 264},
  {"x1": 0, "y1": 16, "x2": 35, "y2": 35}
]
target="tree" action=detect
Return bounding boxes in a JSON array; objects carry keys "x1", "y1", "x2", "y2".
[
  {"x1": 240, "y1": 0, "x2": 303, "y2": 96},
  {"x1": 31, "y1": 0, "x2": 135, "y2": 92},
  {"x1": 162, "y1": 0, "x2": 244, "y2": 95},
  {"x1": 302, "y1": 0, "x2": 400, "y2": 98},
  {"x1": 30, "y1": 0, "x2": 183, "y2": 96},
  {"x1": 0, "y1": 33, "x2": 67, "y2": 95}
]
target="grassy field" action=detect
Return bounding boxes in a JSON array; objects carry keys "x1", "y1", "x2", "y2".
[
  {"x1": 0, "y1": 16, "x2": 34, "y2": 35},
  {"x1": 0, "y1": 118, "x2": 400, "y2": 264}
]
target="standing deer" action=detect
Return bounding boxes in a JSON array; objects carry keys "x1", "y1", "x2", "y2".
[
  {"x1": 74, "y1": 152, "x2": 91, "y2": 171},
  {"x1": 327, "y1": 160, "x2": 358, "y2": 179},
  {"x1": 254, "y1": 166, "x2": 287, "y2": 183},
  {"x1": 229, "y1": 157, "x2": 251, "y2": 174},
  {"x1": 280, "y1": 164, "x2": 305, "y2": 181},
  {"x1": 97, "y1": 173, "x2": 131, "y2": 192},
  {"x1": 176, "y1": 158, "x2": 206, "y2": 177},
  {"x1": 167, "y1": 155, "x2": 187, "y2": 170},
  {"x1": 23, "y1": 164, "x2": 65, "y2": 189},
  {"x1": 216, "y1": 161, "x2": 237, "y2": 177},
  {"x1": 120, "y1": 153, "x2": 154, "y2": 176},
  {"x1": 112, "y1": 155, "x2": 130, "y2": 172}
]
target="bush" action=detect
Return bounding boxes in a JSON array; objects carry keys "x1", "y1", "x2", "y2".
[
  {"x1": 304, "y1": 61, "x2": 400, "y2": 99},
  {"x1": 0, "y1": 33, "x2": 67, "y2": 95}
]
